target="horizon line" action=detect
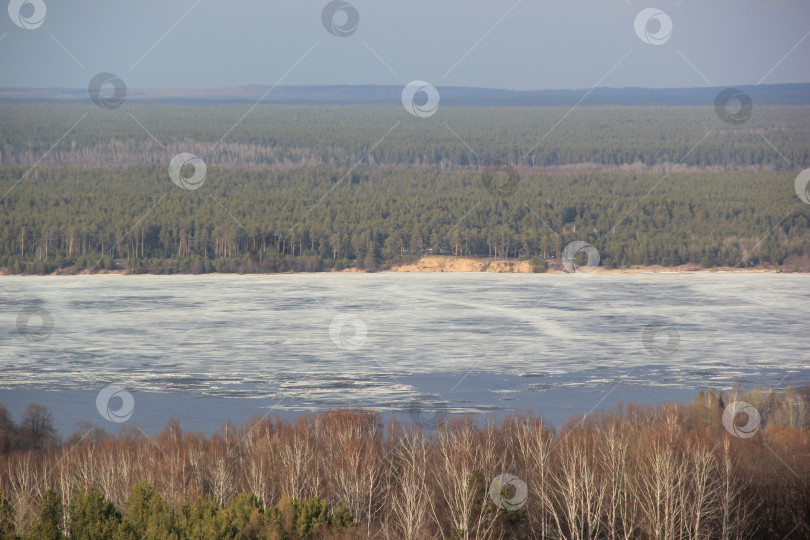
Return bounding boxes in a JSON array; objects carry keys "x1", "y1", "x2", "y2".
[{"x1": 1, "y1": 81, "x2": 809, "y2": 93}]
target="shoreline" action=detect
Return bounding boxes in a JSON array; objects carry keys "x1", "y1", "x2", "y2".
[
  {"x1": 388, "y1": 256, "x2": 780, "y2": 274},
  {"x1": 0, "y1": 255, "x2": 791, "y2": 276}
]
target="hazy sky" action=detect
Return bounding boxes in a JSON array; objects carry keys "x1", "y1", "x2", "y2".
[{"x1": 1, "y1": 0, "x2": 809, "y2": 90}]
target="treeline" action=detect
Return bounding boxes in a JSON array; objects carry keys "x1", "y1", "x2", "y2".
[
  {"x1": 1, "y1": 165, "x2": 809, "y2": 274},
  {"x1": 1, "y1": 105, "x2": 808, "y2": 170},
  {"x1": 1, "y1": 388, "x2": 809, "y2": 539}
]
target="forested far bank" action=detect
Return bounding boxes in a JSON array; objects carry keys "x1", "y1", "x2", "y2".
[{"x1": 1, "y1": 165, "x2": 808, "y2": 274}]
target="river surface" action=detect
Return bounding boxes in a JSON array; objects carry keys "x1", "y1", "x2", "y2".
[{"x1": 0, "y1": 273, "x2": 807, "y2": 435}]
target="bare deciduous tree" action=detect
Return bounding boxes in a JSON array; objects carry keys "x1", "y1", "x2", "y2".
[{"x1": 389, "y1": 427, "x2": 433, "y2": 539}]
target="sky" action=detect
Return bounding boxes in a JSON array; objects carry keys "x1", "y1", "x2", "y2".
[{"x1": 0, "y1": 0, "x2": 808, "y2": 91}]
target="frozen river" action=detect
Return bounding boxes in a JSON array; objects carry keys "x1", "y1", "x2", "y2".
[{"x1": 1, "y1": 272, "x2": 807, "y2": 435}]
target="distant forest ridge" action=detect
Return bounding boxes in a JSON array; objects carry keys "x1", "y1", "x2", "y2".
[
  {"x1": 2, "y1": 82, "x2": 810, "y2": 106},
  {"x1": 2, "y1": 104, "x2": 808, "y2": 171}
]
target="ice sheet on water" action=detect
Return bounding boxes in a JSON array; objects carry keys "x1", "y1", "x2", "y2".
[{"x1": 1, "y1": 273, "x2": 809, "y2": 412}]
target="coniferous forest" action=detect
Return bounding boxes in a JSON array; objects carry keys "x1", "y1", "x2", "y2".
[{"x1": 2, "y1": 104, "x2": 810, "y2": 274}]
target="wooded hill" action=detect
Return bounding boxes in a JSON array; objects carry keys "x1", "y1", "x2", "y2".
[{"x1": 1, "y1": 82, "x2": 808, "y2": 106}]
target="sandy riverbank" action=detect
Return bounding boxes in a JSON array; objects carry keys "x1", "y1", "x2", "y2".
[
  {"x1": 389, "y1": 256, "x2": 778, "y2": 274},
  {"x1": 0, "y1": 256, "x2": 787, "y2": 276},
  {"x1": 391, "y1": 256, "x2": 533, "y2": 273}
]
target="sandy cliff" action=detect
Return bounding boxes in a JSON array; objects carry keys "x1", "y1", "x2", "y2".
[{"x1": 391, "y1": 256, "x2": 535, "y2": 273}]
